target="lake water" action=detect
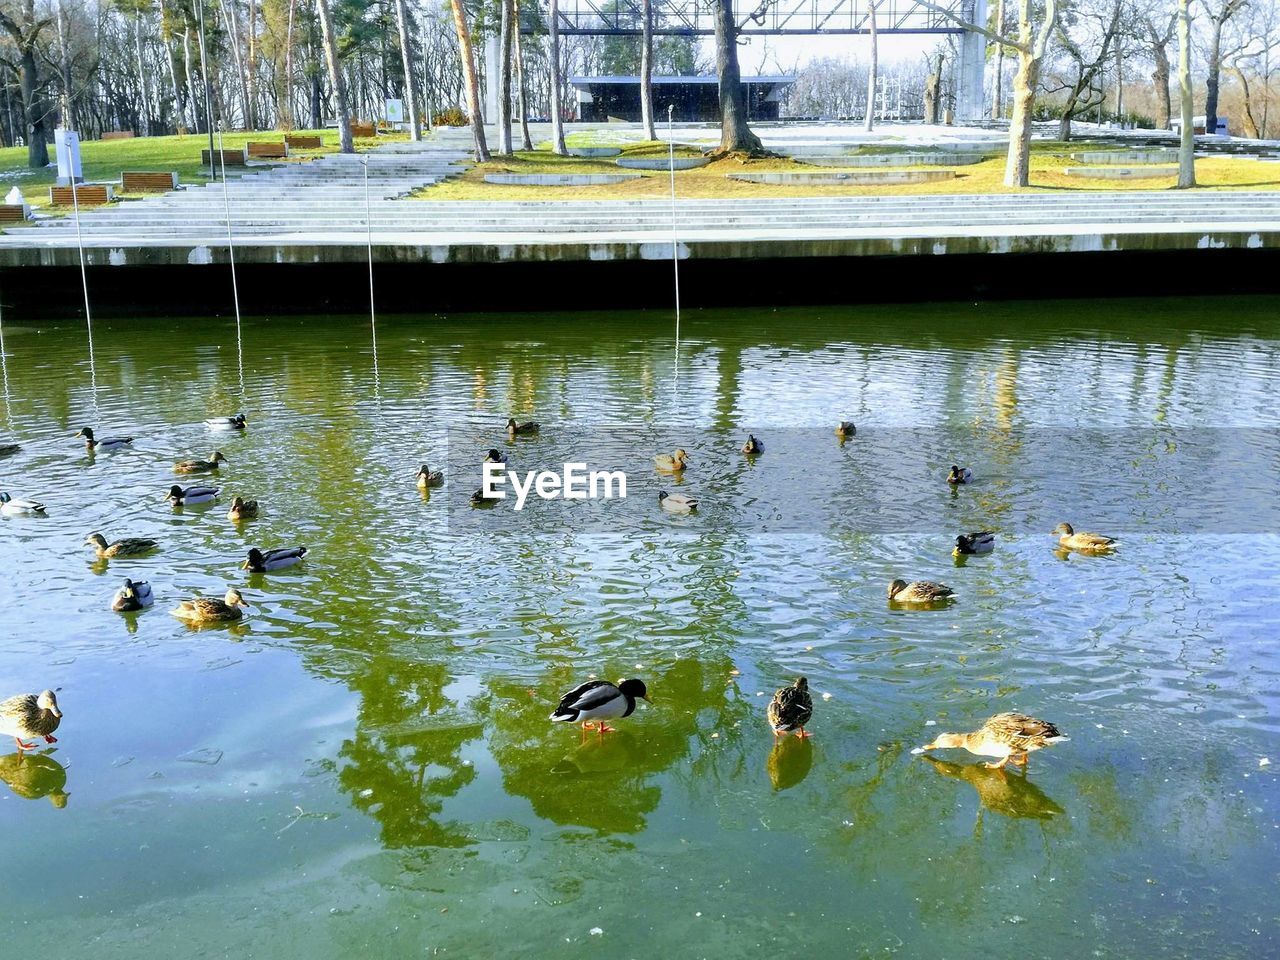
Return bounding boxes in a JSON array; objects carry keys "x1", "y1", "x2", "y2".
[{"x1": 0, "y1": 298, "x2": 1276, "y2": 958}]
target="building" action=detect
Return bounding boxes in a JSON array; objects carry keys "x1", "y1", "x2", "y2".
[
  {"x1": 1171, "y1": 115, "x2": 1229, "y2": 136},
  {"x1": 569, "y1": 76, "x2": 795, "y2": 123}
]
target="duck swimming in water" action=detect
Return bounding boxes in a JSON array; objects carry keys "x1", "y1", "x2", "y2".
[
  {"x1": 835, "y1": 421, "x2": 857, "y2": 439},
  {"x1": 166, "y1": 484, "x2": 219, "y2": 506},
  {"x1": 0, "y1": 493, "x2": 46, "y2": 516},
  {"x1": 912, "y1": 712, "x2": 1069, "y2": 770},
  {"x1": 226, "y1": 496, "x2": 259, "y2": 521},
  {"x1": 953, "y1": 531, "x2": 996, "y2": 556},
  {"x1": 76, "y1": 427, "x2": 132, "y2": 451},
  {"x1": 111, "y1": 578, "x2": 154, "y2": 612},
  {"x1": 174, "y1": 451, "x2": 228, "y2": 474},
  {"x1": 416, "y1": 464, "x2": 444, "y2": 489},
  {"x1": 243, "y1": 546, "x2": 307, "y2": 572},
  {"x1": 550, "y1": 678, "x2": 650, "y2": 735},
  {"x1": 206, "y1": 413, "x2": 246, "y2": 430},
  {"x1": 767, "y1": 677, "x2": 814, "y2": 739},
  {"x1": 947, "y1": 465, "x2": 973, "y2": 484},
  {"x1": 654, "y1": 449, "x2": 689, "y2": 472},
  {"x1": 85, "y1": 532, "x2": 159, "y2": 558},
  {"x1": 658, "y1": 490, "x2": 697, "y2": 514},
  {"x1": 1053, "y1": 522, "x2": 1116, "y2": 553},
  {"x1": 171, "y1": 588, "x2": 250, "y2": 624},
  {"x1": 484, "y1": 449, "x2": 508, "y2": 466},
  {"x1": 888, "y1": 579, "x2": 955, "y2": 604},
  {"x1": 0, "y1": 690, "x2": 61, "y2": 752},
  {"x1": 742, "y1": 434, "x2": 764, "y2": 455},
  {"x1": 506, "y1": 418, "x2": 539, "y2": 436}
]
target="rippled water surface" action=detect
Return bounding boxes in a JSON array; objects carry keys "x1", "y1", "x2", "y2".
[{"x1": 0, "y1": 298, "x2": 1276, "y2": 958}]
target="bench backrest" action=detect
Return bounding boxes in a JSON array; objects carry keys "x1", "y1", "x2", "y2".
[
  {"x1": 122, "y1": 171, "x2": 179, "y2": 192},
  {"x1": 0, "y1": 204, "x2": 26, "y2": 222},
  {"x1": 247, "y1": 141, "x2": 289, "y2": 158},
  {"x1": 350, "y1": 121, "x2": 375, "y2": 138},
  {"x1": 49, "y1": 184, "x2": 113, "y2": 206},
  {"x1": 201, "y1": 148, "x2": 247, "y2": 166},
  {"x1": 102, "y1": 131, "x2": 136, "y2": 140},
  {"x1": 284, "y1": 135, "x2": 323, "y2": 149}
]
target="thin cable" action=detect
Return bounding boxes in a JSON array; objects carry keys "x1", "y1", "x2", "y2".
[
  {"x1": 0, "y1": 283, "x2": 11, "y2": 426},
  {"x1": 217, "y1": 127, "x2": 245, "y2": 396},
  {"x1": 70, "y1": 176, "x2": 98, "y2": 412},
  {"x1": 668, "y1": 104, "x2": 681, "y2": 382},
  {"x1": 363, "y1": 156, "x2": 380, "y2": 399}
]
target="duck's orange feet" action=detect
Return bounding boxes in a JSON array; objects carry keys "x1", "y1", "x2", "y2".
[
  {"x1": 795, "y1": 727, "x2": 812, "y2": 739},
  {"x1": 14, "y1": 738, "x2": 35, "y2": 751},
  {"x1": 597, "y1": 723, "x2": 616, "y2": 735},
  {"x1": 580, "y1": 722, "x2": 596, "y2": 731},
  {"x1": 44, "y1": 735, "x2": 57, "y2": 744}
]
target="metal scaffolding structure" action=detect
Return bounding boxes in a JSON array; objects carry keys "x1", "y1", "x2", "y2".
[{"x1": 538, "y1": 0, "x2": 968, "y2": 35}]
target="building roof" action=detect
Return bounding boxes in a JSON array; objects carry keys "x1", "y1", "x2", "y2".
[{"x1": 569, "y1": 75, "x2": 795, "y2": 87}]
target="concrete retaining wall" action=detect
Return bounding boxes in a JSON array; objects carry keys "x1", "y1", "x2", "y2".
[
  {"x1": 483, "y1": 173, "x2": 644, "y2": 186},
  {"x1": 728, "y1": 170, "x2": 956, "y2": 185}
]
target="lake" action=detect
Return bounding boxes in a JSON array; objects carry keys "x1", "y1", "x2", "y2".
[{"x1": 0, "y1": 298, "x2": 1276, "y2": 958}]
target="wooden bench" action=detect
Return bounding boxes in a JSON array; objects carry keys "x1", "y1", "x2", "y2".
[
  {"x1": 49, "y1": 184, "x2": 113, "y2": 206},
  {"x1": 246, "y1": 141, "x2": 289, "y2": 159},
  {"x1": 284, "y1": 134, "x2": 322, "y2": 149},
  {"x1": 102, "y1": 131, "x2": 135, "y2": 141},
  {"x1": 121, "y1": 171, "x2": 179, "y2": 192},
  {"x1": 350, "y1": 121, "x2": 375, "y2": 138},
  {"x1": 201, "y1": 148, "x2": 247, "y2": 167},
  {"x1": 0, "y1": 204, "x2": 27, "y2": 223}
]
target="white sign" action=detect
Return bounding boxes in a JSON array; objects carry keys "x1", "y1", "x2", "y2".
[
  {"x1": 385, "y1": 99, "x2": 405, "y2": 123},
  {"x1": 54, "y1": 128, "x2": 83, "y2": 185}
]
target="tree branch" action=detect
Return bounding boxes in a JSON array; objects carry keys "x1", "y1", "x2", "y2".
[{"x1": 913, "y1": 0, "x2": 1028, "y2": 53}]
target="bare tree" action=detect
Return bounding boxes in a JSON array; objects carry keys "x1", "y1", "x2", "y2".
[
  {"x1": 1134, "y1": 6, "x2": 1178, "y2": 129},
  {"x1": 992, "y1": 0, "x2": 1005, "y2": 118},
  {"x1": 449, "y1": 0, "x2": 489, "y2": 159},
  {"x1": 712, "y1": 0, "x2": 764, "y2": 154},
  {"x1": 514, "y1": 0, "x2": 533, "y2": 149},
  {"x1": 1200, "y1": 0, "x2": 1250, "y2": 135},
  {"x1": 498, "y1": 0, "x2": 513, "y2": 154},
  {"x1": 0, "y1": 0, "x2": 52, "y2": 167},
  {"x1": 640, "y1": 0, "x2": 655, "y2": 139},
  {"x1": 315, "y1": 0, "x2": 353, "y2": 151},
  {"x1": 864, "y1": 0, "x2": 879, "y2": 132},
  {"x1": 1047, "y1": 0, "x2": 1122, "y2": 139},
  {"x1": 1177, "y1": 0, "x2": 1196, "y2": 186},
  {"x1": 394, "y1": 0, "x2": 422, "y2": 140},
  {"x1": 548, "y1": 0, "x2": 567, "y2": 153}
]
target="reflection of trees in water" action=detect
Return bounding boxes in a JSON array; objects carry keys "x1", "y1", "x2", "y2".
[
  {"x1": 325, "y1": 657, "x2": 482, "y2": 849},
  {"x1": 487, "y1": 656, "x2": 736, "y2": 833}
]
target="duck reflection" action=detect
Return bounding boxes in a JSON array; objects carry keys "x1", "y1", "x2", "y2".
[
  {"x1": 766, "y1": 735, "x2": 813, "y2": 792},
  {"x1": 923, "y1": 755, "x2": 1065, "y2": 821},
  {"x1": 0, "y1": 752, "x2": 69, "y2": 808}
]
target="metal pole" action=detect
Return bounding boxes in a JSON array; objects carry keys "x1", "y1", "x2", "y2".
[
  {"x1": 69, "y1": 178, "x2": 97, "y2": 405},
  {"x1": 667, "y1": 104, "x2": 680, "y2": 356},
  {"x1": 363, "y1": 156, "x2": 378, "y2": 387},
  {"x1": 217, "y1": 127, "x2": 244, "y2": 394},
  {"x1": 197, "y1": 0, "x2": 216, "y2": 174}
]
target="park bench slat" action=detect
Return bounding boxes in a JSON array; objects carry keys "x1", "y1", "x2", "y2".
[
  {"x1": 48, "y1": 184, "x2": 113, "y2": 206},
  {"x1": 121, "y1": 171, "x2": 179, "y2": 192}
]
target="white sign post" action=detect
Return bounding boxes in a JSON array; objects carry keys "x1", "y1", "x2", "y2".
[
  {"x1": 385, "y1": 98, "x2": 405, "y2": 128},
  {"x1": 55, "y1": 128, "x2": 84, "y2": 186}
]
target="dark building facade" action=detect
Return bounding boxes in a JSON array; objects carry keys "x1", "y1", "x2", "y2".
[{"x1": 569, "y1": 76, "x2": 794, "y2": 123}]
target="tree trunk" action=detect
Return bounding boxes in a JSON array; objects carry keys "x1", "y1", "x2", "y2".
[
  {"x1": 640, "y1": 0, "x2": 656, "y2": 139},
  {"x1": 548, "y1": 0, "x2": 566, "y2": 154},
  {"x1": 1176, "y1": 0, "x2": 1195, "y2": 187},
  {"x1": 1205, "y1": 18, "x2": 1222, "y2": 136},
  {"x1": 1151, "y1": 40, "x2": 1171, "y2": 130},
  {"x1": 992, "y1": 0, "x2": 1005, "y2": 119},
  {"x1": 1058, "y1": 113, "x2": 1071, "y2": 140},
  {"x1": 924, "y1": 53, "x2": 943, "y2": 124},
  {"x1": 183, "y1": 28, "x2": 202, "y2": 131},
  {"x1": 248, "y1": 0, "x2": 259, "y2": 129},
  {"x1": 282, "y1": 0, "x2": 297, "y2": 129},
  {"x1": 1229, "y1": 66, "x2": 1260, "y2": 139},
  {"x1": 712, "y1": 0, "x2": 763, "y2": 154},
  {"x1": 219, "y1": 0, "x2": 251, "y2": 129},
  {"x1": 498, "y1": 0, "x2": 513, "y2": 154},
  {"x1": 449, "y1": 0, "x2": 490, "y2": 160},
  {"x1": 393, "y1": 0, "x2": 422, "y2": 140},
  {"x1": 56, "y1": 0, "x2": 75, "y2": 130},
  {"x1": 1114, "y1": 36, "x2": 1122, "y2": 121},
  {"x1": 864, "y1": 2, "x2": 878, "y2": 132},
  {"x1": 19, "y1": 44, "x2": 48, "y2": 167},
  {"x1": 315, "y1": 0, "x2": 353, "y2": 151},
  {"x1": 134, "y1": 11, "x2": 153, "y2": 134},
  {"x1": 157, "y1": 0, "x2": 186, "y2": 130},
  {"x1": 513, "y1": 0, "x2": 533, "y2": 150},
  {"x1": 1004, "y1": 0, "x2": 1058, "y2": 188}
]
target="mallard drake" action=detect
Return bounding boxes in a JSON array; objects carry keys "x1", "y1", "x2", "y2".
[
  {"x1": 947, "y1": 465, "x2": 973, "y2": 484},
  {"x1": 1053, "y1": 522, "x2": 1116, "y2": 552},
  {"x1": 658, "y1": 490, "x2": 697, "y2": 514},
  {"x1": 742, "y1": 434, "x2": 764, "y2": 455},
  {"x1": 416, "y1": 464, "x2": 444, "y2": 488},
  {"x1": 174, "y1": 451, "x2": 228, "y2": 474},
  {"x1": 835, "y1": 421, "x2": 857, "y2": 438},
  {"x1": 0, "y1": 690, "x2": 61, "y2": 751},
  {"x1": 166, "y1": 484, "x2": 219, "y2": 506},
  {"x1": 111, "y1": 578, "x2": 154, "y2": 612},
  {"x1": 471, "y1": 486, "x2": 500, "y2": 505},
  {"x1": 226, "y1": 496, "x2": 259, "y2": 521},
  {"x1": 550, "y1": 678, "x2": 649, "y2": 735},
  {"x1": 0, "y1": 442, "x2": 20, "y2": 457},
  {"x1": 76, "y1": 427, "x2": 132, "y2": 451},
  {"x1": 0, "y1": 752, "x2": 69, "y2": 808},
  {"x1": 888, "y1": 579, "x2": 955, "y2": 604},
  {"x1": 206, "y1": 413, "x2": 247, "y2": 430},
  {"x1": 85, "y1": 532, "x2": 159, "y2": 558},
  {"x1": 912, "y1": 712, "x2": 1069, "y2": 770},
  {"x1": 767, "y1": 677, "x2": 814, "y2": 739},
  {"x1": 953, "y1": 531, "x2": 996, "y2": 556},
  {"x1": 243, "y1": 546, "x2": 307, "y2": 572},
  {"x1": 506, "y1": 417, "x2": 539, "y2": 436},
  {"x1": 484, "y1": 448, "x2": 508, "y2": 465},
  {"x1": 0, "y1": 493, "x2": 46, "y2": 516},
  {"x1": 171, "y1": 587, "x2": 249, "y2": 624},
  {"x1": 654, "y1": 448, "x2": 689, "y2": 472}
]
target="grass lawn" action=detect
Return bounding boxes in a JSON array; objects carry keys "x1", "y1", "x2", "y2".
[
  {"x1": 0, "y1": 128, "x2": 399, "y2": 212},
  {"x1": 417, "y1": 139, "x2": 1280, "y2": 201}
]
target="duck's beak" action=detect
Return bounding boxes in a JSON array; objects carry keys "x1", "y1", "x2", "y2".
[
  {"x1": 50, "y1": 706, "x2": 62, "y2": 719},
  {"x1": 241, "y1": 560, "x2": 251, "y2": 569},
  {"x1": 910, "y1": 743, "x2": 934, "y2": 755}
]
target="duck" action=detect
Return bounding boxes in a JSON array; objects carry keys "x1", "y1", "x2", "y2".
[
  {"x1": 835, "y1": 421, "x2": 857, "y2": 438},
  {"x1": 206, "y1": 413, "x2": 246, "y2": 430},
  {"x1": 953, "y1": 531, "x2": 996, "y2": 555},
  {"x1": 471, "y1": 486, "x2": 501, "y2": 505},
  {"x1": 111, "y1": 578, "x2": 154, "y2": 612},
  {"x1": 0, "y1": 752, "x2": 70, "y2": 808},
  {"x1": 84, "y1": 532, "x2": 159, "y2": 558},
  {"x1": 912, "y1": 712, "x2": 1069, "y2": 770},
  {"x1": 416, "y1": 464, "x2": 444, "y2": 489},
  {"x1": 226, "y1": 496, "x2": 259, "y2": 521},
  {"x1": 171, "y1": 587, "x2": 250, "y2": 624},
  {"x1": 0, "y1": 442, "x2": 20, "y2": 457},
  {"x1": 658, "y1": 490, "x2": 697, "y2": 514},
  {"x1": 166, "y1": 484, "x2": 219, "y2": 506},
  {"x1": 243, "y1": 546, "x2": 307, "y2": 572},
  {"x1": 888, "y1": 578, "x2": 955, "y2": 604},
  {"x1": 550, "y1": 678, "x2": 649, "y2": 735},
  {"x1": 767, "y1": 677, "x2": 814, "y2": 739},
  {"x1": 0, "y1": 689, "x2": 62, "y2": 752},
  {"x1": 506, "y1": 417, "x2": 539, "y2": 436},
  {"x1": 947, "y1": 465, "x2": 973, "y2": 484},
  {"x1": 174, "y1": 451, "x2": 228, "y2": 473},
  {"x1": 654, "y1": 448, "x2": 689, "y2": 472},
  {"x1": 484, "y1": 448, "x2": 508, "y2": 465},
  {"x1": 0, "y1": 493, "x2": 46, "y2": 516},
  {"x1": 1053, "y1": 522, "x2": 1116, "y2": 552},
  {"x1": 76, "y1": 427, "x2": 132, "y2": 451},
  {"x1": 742, "y1": 434, "x2": 764, "y2": 455}
]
